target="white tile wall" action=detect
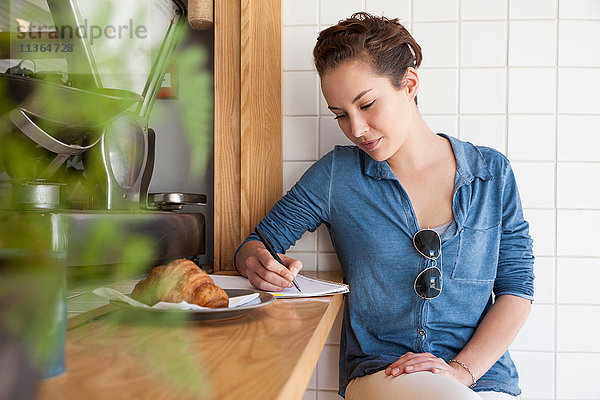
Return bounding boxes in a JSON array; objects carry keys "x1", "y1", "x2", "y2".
[
  {"x1": 556, "y1": 305, "x2": 600, "y2": 352},
  {"x1": 319, "y1": 118, "x2": 353, "y2": 158},
  {"x1": 526, "y1": 209, "x2": 556, "y2": 254},
  {"x1": 557, "y1": 163, "x2": 600, "y2": 209},
  {"x1": 423, "y1": 115, "x2": 459, "y2": 137},
  {"x1": 309, "y1": 367, "x2": 317, "y2": 389},
  {"x1": 509, "y1": 0, "x2": 557, "y2": 20},
  {"x1": 303, "y1": 389, "x2": 317, "y2": 400},
  {"x1": 286, "y1": 252, "x2": 317, "y2": 272},
  {"x1": 511, "y1": 162, "x2": 555, "y2": 209},
  {"x1": 283, "y1": 72, "x2": 319, "y2": 116},
  {"x1": 413, "y1": 0, "x2": 458, "y2": 22},
  {"x1": 460, "y1": 69, "x2": 506, "y2": 114},
  {"x1": 557, "y1": 210, "x2": 600, "y2": 257},
  {"x1": 282, "y1": 1, "x2": 600, "y2": 399},
  {"x1": 283, "y1": 0, "x2": 318, "y2": 25},
  {"x1": 283, "y1": 161, "x2": 313, "y2": 193},
  {"x1": 558, "y1": 20, "x2": 600, "y2": 67},
  {"x1": 289, "y1": 230, "x2": 318, "y2": 252},
  {"x1": 556, "y1": 258, "x2": 600, "y2": 305},
  {"x1": 418, "y1": 69, "x2": 459, "y2": 114},
  {"x1": 509, "y1": 21, "x2": 556, "y2": 66},
  {"x1": 559, "y1": 0, "x2": 600, "y2": 19},
  {"x1": 508, "y1": 115, "x2": 555, "y2": 161},
  {"x1": 461, "y1": 21, "x2": 507, "y2": 67},
  {"x1": 283, "y1": 117, "x2": 319, "y2": 161},
  {"x1": 459, "y1": 115, "x2": 506, "y2": 154},
  {"x1": 556, "y1": 354, "x2": 600, "y2": 399},
  {"x1": 412, "y1": 22, "x2": 458, "y2": 68},
  {"x1": 511, "y1": 351, "x2": 555, "y2": 399},
  {"x1": 533, "y1": 256, "x2": 555, "y2": 305},
  {"x1": 508, "y1": 68, "x2": 556, "y2": 114},
  {"x1": 511, "y1": 304, "x2": 555, "y2": 351},
  {"x1": 317, "y1": 344, "x2": 342, "y2": 390},
  {"x1": 282, "y1": 26, "x2": 320, "y2": 71},
  {"x1": 320, "y1": 0, "x2": 364, "y2": 25},
  {"x1": 461, "y1": 0, "x2": 507, "y2": 20},
  {"x1": 557, "y1": 116, "x2": 600, "y2": 162},
  {"x1": 366, "y1": 0, "x2": 410, "y2": 20},
  {"x1": 558, "y1": 68, "x2": 600, "y2": 114}
]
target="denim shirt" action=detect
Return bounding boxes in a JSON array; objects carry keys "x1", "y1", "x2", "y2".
[{"x1": 234, "y1": 133, "x2": 534, "y2": 397}]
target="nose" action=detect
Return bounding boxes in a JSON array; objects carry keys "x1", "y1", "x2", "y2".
[{"x1": 349, "y1": 114, "x2": 369, "y2": 138}]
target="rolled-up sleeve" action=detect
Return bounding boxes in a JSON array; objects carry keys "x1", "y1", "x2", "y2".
[
  {"x1": 494, "y1": 162, "x2": 535, "y2": 301},
  {"x1": 233, "y1": 151, "x2": 333, "y2": 262}
]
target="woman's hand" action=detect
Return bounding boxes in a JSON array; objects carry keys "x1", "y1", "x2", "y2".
[
  {"x1": 244, "y1": 244, "x2": 302, "y2": 292},
  {"x1": 384, "y1": 352, "x2": 473, "y2": 387}
]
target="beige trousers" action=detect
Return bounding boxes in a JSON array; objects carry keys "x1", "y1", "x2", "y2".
[{"x1": 345, "y1": 370, "x2": 520, "y2": 400}]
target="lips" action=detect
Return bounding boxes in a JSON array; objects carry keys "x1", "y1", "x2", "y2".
[{"x1": 360, "y1": 138, "x2": 381, "y2": 151}]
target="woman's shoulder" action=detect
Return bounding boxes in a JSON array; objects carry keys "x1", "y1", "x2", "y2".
[
  {"x1": 331, "y1": 144, "x2": 360, "y2": 155},
  {"x1": 474, "y1": 144, "x2": 511, "y2": 173},
  {"x1": 319, "y1": 144, "x2": 361, "y2": 163},
  {"x1": 301, "y1": 145, "x2": 361, "y2": 179},
  {"x1": 441, "y1": 133, "x2": 510, "y2": 173},
  {"x1": 444, "y1": 134, "x2": 511, "y2": 180},
  {"x1": 475, "y1": 144, "x2": 509, "y2": 162}
]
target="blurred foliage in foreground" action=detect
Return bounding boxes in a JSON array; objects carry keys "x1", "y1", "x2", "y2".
[{"x1": 0, "y1": 3, "x2": 213, "y2": 397}]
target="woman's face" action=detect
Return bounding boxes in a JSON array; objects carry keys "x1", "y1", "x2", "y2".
[{"x1": 320, "y1": 60, "x2": 417, "y2": 162}]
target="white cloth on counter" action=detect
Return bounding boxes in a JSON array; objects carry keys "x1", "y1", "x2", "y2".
[{"x1": 92, "y1": 287, "x2": 259, "y2": 310}]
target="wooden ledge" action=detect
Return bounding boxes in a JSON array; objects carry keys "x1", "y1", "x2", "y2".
[{"x1": 39, "y1": 284, "x2": 343, "y2": 400}]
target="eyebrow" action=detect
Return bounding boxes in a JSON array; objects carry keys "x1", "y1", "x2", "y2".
[{"x1": 328, "y1": 88, "x2": 373, "y2": 111}]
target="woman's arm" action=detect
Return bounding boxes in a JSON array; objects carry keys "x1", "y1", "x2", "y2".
[
  {"x1": 385, "y1": 294, "x2": 531, "y2": 386},
  {"x1": 232, "y1": 151, "x2": 334, "y2": 290},
  {"x1": 446, "y1": 294, "x2": 531, "y2": 385},
  {"x1": 235, "y1": 240, "x2": 302, "y2": 292}
]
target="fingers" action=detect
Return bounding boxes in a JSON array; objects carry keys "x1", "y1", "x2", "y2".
[
  {"x1": 246, "y1": 248, "x2": 301, "y2": 291},
  {"x1": 280, "y1": 254, "x2": 303, "y2": 276},
  {"x1": 385, "y1": 352, "x2": 427, "y2": 372},
  {"x1": 385, "y1": 352, "x2": 449, "y2": 377},
  {"x1": 247, "y1": 268, "x2": 287, "y2": 292}
]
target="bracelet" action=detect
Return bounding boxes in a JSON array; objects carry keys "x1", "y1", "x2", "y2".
[{"x1": 448, "y1": 359, "x2": 477, "y2": 389}]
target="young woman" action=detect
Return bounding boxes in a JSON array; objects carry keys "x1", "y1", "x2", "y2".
[{"x1": 234, "y1": 13, "x2": 534, "y2": 400}]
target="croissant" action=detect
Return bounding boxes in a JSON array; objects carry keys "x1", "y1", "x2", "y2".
[{"x1": 131, "y1": 259, "x2": 229, "y2": 308}]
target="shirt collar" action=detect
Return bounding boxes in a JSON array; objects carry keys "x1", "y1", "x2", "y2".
[{"x1": 362, "y1": 133, "x2": 493, "y2": 183}]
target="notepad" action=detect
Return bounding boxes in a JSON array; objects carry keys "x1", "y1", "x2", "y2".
[{"x1": 209, "y1": 273, "x2": 349, "y2": 299}]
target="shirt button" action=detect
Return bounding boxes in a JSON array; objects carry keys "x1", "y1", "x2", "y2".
[{"x1": 418, "y1": 329, "x2": 426, "y2": 336}]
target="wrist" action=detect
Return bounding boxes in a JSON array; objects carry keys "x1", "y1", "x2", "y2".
[
  {"x1": 449, "y1": 362, "x2": 472, "y2": 386},
  {"x1": 448, "y1": 359, "x2": 477, "y2": 388},
  {"x1": 235, "y1": 240, "x2": 264, "y2": 277}
]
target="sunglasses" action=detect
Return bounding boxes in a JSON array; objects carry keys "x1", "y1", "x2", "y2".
[{"x1": 412, "y1": 228, "x2": 442, "y2": 300}]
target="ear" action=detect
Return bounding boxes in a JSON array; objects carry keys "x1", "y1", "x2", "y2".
[{"x1": 403, "y1": 67, "x2": 419, "y2": 103}]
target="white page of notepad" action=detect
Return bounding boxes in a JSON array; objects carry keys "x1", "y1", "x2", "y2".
[{"x1": 210, "y1": 274, "x2": 349, "y2": 298}]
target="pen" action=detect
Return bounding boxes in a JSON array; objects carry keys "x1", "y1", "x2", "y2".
[{"x1": 254, "y1": 227, "x2": 301, "y2": 292}]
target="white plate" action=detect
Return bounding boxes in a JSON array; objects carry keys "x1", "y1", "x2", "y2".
[{"x1": 110, "y1": 289, "x2": 275, "y2": 321}]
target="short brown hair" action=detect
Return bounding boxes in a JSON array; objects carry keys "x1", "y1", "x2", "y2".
[{"x1": 313, "y1": 12, "x2": 422, "y2": 103}]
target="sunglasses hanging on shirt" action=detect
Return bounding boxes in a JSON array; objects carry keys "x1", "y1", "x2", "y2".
[{"x1": 412, "y1": 228, "x2": 442, "y2": 300}]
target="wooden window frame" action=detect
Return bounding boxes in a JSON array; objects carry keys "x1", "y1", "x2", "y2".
[{"x1": 214, "y1": 0, "x2": 282, "y2": 271}]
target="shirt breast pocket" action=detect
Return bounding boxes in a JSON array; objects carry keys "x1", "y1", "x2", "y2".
[{"x1": 450, "y1": 224, "x2": 501, "y2": 283}]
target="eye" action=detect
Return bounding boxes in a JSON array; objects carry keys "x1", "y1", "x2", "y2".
[
  {"x1": 333, "y1": 100, "x2": 375, "y2": 120},
  {"x1": 361, "y1": 100, "x2": 376, "y2": 110}
]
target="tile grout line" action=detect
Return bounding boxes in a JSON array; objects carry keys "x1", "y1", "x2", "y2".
[
  {"x1": 315, "y1": 0, "x2": 321, "y2": 285},
  {"x1": 553, "y1": 1, "x2": 560, "y2": 399},
  {"x1": 290, "y1": 112, "x2": 600, "y2": 117},
  {"x1": 456, "y1": 0, "x2": 461, "y2": 139},
  {"x1": 316, "y1": 1, "x2": 321, "y2": 396},
  {"x1": 505, "y1": 0, "x2": 510, "y2": 156},
  {"x1": 410, "y1": 0, "x2": 414, "y2": 32}
]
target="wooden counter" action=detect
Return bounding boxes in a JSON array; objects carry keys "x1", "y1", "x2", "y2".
[{"x1": 38, "y1": 272, "x2": 344, "y2": 400}]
